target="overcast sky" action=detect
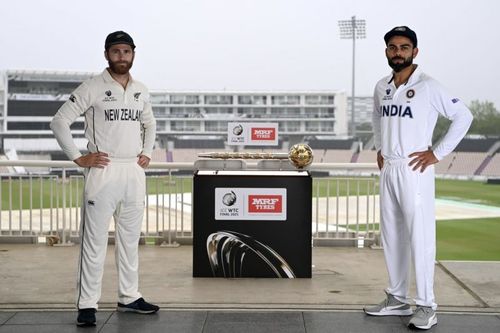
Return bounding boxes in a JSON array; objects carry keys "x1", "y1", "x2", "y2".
[{"x1": 1, "y1": 0, "x2": 499, "y2": 108}]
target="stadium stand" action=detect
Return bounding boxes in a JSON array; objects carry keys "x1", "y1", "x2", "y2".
[
  {"x1": 455, "y1": 138, "x2": 499, "y2": 152},
  {"x1": 307, "y1": 138, "x2": 356, "y2": 150},
  {"x1": 321, "y1": 149, "x2": 354, "y2": 163},
  {"x1": 434, "y1": 152, "x2": 488, "y2": 176},
  {"x1": 356, "y1": 150, "x2": 377, "y2": 163},
  {"x1": 173, "y1": 138, "x2": 225, "y2": 149},
  {"x1": 150, "y1": 148, "x2": 167, "y2": 162},
  {"x1": 171, "y1": 148, "x2": 227, "y2": 162},
  {"x1": 481, "y1": 153, "x2": 500, "y2": 177}
]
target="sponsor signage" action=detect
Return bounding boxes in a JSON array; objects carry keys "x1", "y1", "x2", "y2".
[
  {"x1": 215, "y1": 188, "x2": 286, "y2": 220},
  {"x1": 227, "y1": 122, "x2": 279, "y2": 146}
]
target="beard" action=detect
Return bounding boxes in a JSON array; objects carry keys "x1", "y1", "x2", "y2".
[
  {"x1": 108, "y1": 59, "x2": 133, "y2": 75},
  {"x1": 387, "y1": 55, "x2": 413, "y2": 72}
]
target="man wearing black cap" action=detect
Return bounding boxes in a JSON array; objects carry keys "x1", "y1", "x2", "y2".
[
  {"x1": 363, "y1": 26, "x2": 473, "y2": 330},
  {"x1": 51, "y1": 30, "x2": 159, "y2": 327}
]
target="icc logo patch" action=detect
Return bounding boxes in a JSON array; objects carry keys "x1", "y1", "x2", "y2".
[
  {"x1": 406, "y1": 89, "x2": 415, "y2": 99},
  {"x1": 232, "y1": 124, "x2": 243, "y2": 136},
  {"x1": 105, "y1": 90, "x2": 112, "y2": 97},
  {"x1": 222, "y1": 191, "x2": 237, "y2": 206}
]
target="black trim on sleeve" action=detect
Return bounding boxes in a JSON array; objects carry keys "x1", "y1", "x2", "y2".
[{"x1": 91, "y1": 106, "x2": 99, "y2": 152}]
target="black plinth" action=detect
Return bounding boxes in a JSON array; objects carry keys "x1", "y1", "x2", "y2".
[{"x1": 193, "y1": 170, "x2": 312, "y2": 278}]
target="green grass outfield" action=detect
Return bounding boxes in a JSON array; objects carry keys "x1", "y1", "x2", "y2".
[
  {"x1": 436, "y1": 217, "x2": 500, "y2": 261},
  {"x1": 435, "y1": 178, "x2": 500, "y2": 207},
  {"x1": 1, "y1": 176, "x2": 499, "y2": 260},
  {"x1": 0, "y1": 176, "x2": 192, "y2": 210},
  {"x1": 353, "y1": 218, "x2": 500, "y2": 261},
  {"x1": 2, "y1": 176, "x2": 498, "y2": 209}
]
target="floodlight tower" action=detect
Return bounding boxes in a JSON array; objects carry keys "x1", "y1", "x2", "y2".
[{"x1": 338, "y1": 16, "x2": 366, "y2": 138}]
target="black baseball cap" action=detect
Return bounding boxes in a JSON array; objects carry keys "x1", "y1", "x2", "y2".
[
  {"x1": 105, "y1": 31, "x2": 135, "y2": 50},
  {"x1": 384, "y1": 26, "x2": 417, "y2": 48}
]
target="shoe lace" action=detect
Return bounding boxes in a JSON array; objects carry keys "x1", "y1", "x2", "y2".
[
  {"x1": 383, "y1": 293, "x2": 399, "y2": 307},
  {"x1": 380, "y1": 297, "x2": 391, "y2": 307},
  {"x1": 414, "y1": 306, "x2": 431, "y2": 317}
]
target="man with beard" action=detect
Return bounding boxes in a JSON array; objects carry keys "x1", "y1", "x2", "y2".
[
  {"x1": 51, "y1": 31, "x2": 158, "y2": 327},
  {"x1": 363, "y1": 26, "x2": 472, "y2": 330}
]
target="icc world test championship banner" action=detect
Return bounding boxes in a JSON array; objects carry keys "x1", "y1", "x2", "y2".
[
  {"x1": 193, "y1": 171, "x2": 312, "y2": 278},
  {"x1": 227, "y1": 122, "x2": 279, "y2": 146}
]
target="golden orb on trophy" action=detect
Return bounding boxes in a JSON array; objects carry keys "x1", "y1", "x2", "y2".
[{"x1": 288, "y1": 144, "x2": 313, "y2": 169}]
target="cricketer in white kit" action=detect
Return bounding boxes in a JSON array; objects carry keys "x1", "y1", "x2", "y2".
[
  {"x1": 363, "y1": 26, "x2": 473, "y2": 330},
  {"x1": 50, "y1": 31, "x2": 159, "y2": 327}
]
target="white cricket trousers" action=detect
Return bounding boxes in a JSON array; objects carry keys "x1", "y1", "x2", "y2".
[
  {"x1": 380, "y1": 158, "x2": 437, "y2": 310},
  {"x1": 76, "y1": 158, "x2": 145, "y2": 309}
]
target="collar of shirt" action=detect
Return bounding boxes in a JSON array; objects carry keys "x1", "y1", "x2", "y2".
[
  {"x1": 101, "y1": 68, "x2": 134, "y2": 86},
  {"x1": 387, "y1": 65, "x2": 422, "y2": 86}
]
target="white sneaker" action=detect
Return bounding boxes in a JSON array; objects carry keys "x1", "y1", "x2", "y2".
[
  {"x1": 364, "y1": 291, "x2": 413, "y2": 316},
  {"x1": 408, "y1": 306, "x2": 437, "y2": 330}
]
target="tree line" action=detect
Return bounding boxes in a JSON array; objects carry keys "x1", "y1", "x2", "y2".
[{"x1": 433, "y1": 100, "x2": 500, "y2": 141}]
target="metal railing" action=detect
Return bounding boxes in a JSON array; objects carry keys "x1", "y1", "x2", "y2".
[{"x1": 0, "y1": 160, "x2": 379, "y2": 247}]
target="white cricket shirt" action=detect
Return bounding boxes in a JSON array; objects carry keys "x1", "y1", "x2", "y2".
[
  {"x1": 50, "y1": 69, "x2": 156, "y2": 161},
  {"x1": 373, "y1": 66, "x2": 473, "y2": 161}
]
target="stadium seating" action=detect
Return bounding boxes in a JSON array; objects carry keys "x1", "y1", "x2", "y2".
[
  {"x1": 150, "y1": 148, "x2": 166, "y2": 162},
  {"x1": 435, "y1": 152, "x2": 488, "y2": 176},
  {"x1": 356, "y1": 150, "x2": 377, "y2": 163},
  {"x1": 321, "y1": 149, "x2": 354, "y2": 163},
  {"x1": 481, "y1": 154, "x2": 500, "y2": 176},
  {"x1": 171, "y1": 148, "x2": 227, "y2": 162}
]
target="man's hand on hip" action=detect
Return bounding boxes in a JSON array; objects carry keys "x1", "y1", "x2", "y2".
[
  {"x1": 137, "y1": 155, "x2": 151, "y2": 168},
  {"x1": 408, "y1": 149, "x2": 438, "y2": 173},
  {"x1": 74, "y1": 152, "x2": 110, "y2": 168},
  {"x1": 377, "y1": 150, "x2": 384, "y2": 170}
]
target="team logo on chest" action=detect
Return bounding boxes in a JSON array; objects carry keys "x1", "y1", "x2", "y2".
[
  {"x1": 383, "y1": 87, "x2": 393, "y2": 101},
  {"x1": 134, "y1": 92, "x2": 141, "y2": 101},
  {"x1": 406, "y1": 89, "x2": 415, "y2": 98},
  {"x1": 102, "y1": 90, "x2": 117, "y2": 102}
]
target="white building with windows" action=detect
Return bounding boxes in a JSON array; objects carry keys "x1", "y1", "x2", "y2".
[
  {"x1": 0, "y1": 70, "x2": 348, "y2": 153},
  {"x1": 152, "y1": 91, "x2": 347, "y2": 138},
  {"x1": 347, "y1": 96, "x2": 374, "y2": 127}
]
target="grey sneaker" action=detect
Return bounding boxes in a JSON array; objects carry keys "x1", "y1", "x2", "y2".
[
  {"x1": 364, "y1": 292, "x2": 413, "y2": 316},
  {"x1": 408, "y1": 306, "x2": 437, "y2": 330}
]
